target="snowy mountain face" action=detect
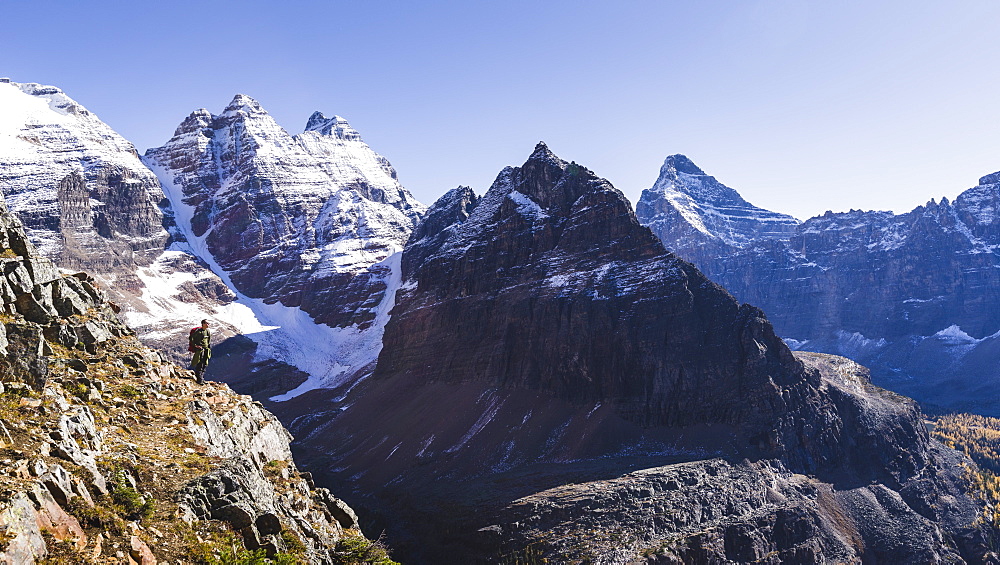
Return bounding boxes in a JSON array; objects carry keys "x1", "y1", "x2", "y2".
[
  {"x1": 140, "y1": 95, "x2": 428, "y2": 397},
  {"x1": 635, "y1": 154, "x2": 799, "y2": 267},
  {"x1": 0, "y1": 80, "x2": 280, "y2": 366},
  {"x1": 650, "y1": 168, "x2": 1000, "y2": 415},
  {"x1": 0, "y1": 80, "x2": 167, "y2": 275},
  {"x1": 144, "y1": 95, "x2": 424, "y2": 332}
]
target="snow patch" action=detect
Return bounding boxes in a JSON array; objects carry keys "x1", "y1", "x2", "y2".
[
  {"x1": 148, "y1": 157, "x2": 401, "y2": 401},
  {"x1": 832, "y1": 330, "x2": 888, "y2": 359},
  {"x1": 445, "y1": 392, "x2": 502, "y2": 454},
  {"x1": 783, "y1": 338, "x2": 809, "y2": 350},
  {"x1": 932, "y1": 325, "x2": 978, "y2": 345},
  {"x1": 507, "y1": 190, "x2": 548, "y2": 220}
]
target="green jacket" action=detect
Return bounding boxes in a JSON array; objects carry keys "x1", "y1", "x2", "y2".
[
  {"x1": 191, "y1": 327, "x2": 212, "y2": 366},
  {"x1": 191, "y1": 327, "x2": 211, "y2": 350}
]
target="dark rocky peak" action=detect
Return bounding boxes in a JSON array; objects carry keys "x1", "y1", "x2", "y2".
[
  {"x1": 373, "y1": 145, "x2": 874, "y2": 465},
  {"x1": 401, "y1": 185, "x2": 481, "y2": 278},
  {"x1": 512, "y1": 143, "x2": 629, "y2": 226},
  {"x1": 303, "y1": 111, "x2": 363, "y2": 141},
  {"x1": 405, "y1": 186, "x2": 478, "y2": 245},
  {"x1": 407, "y1": 144, "x2": 657, "y2": 285},
  {"x1": 514, "y1": 141, "x2": 590, "y2": 211},
  {"x1": 305, "y1": 110, "x2": 327, "y2": 131},
  {"x1": 527, "y1": 140, "x2": 557, "y2": 162}
]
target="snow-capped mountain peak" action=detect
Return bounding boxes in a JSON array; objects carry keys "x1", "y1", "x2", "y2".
[
  {"x1": 0, "y1": 79, "x2": 167, "y2": 270},
  {"x1": 144, "y1": 94, "x2": 427, "y2": 398},
  {"x1": 172, "y1": 108, "x2": 214, "y2": 137},
  {"x1": 653, "y1": 154, "x2": 750, "y2": 207},
  {"x1": 304, "y1": 111, "x2": 362, "y2": 141},
  {"x1": 222, "y1": 93, "x2": 268, "y2": 117},
  {"x1": 636, "y1": 154, "x2": 800, "y2": 266},
  {"x1": 660, "y1": 153, "x2": 707, "y2": 176},
  {"x1": 528, "y1": 140, "x2": 560, "y2": 163}
]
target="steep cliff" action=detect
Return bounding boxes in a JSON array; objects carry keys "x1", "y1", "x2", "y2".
[
  {"x1": 0, "y1": 196, "x2": 383, "y2": 563},
  {"x1": 0, "y1": 79, "x2": 167, "y2": 275},
  {"x1": 280, "y1": 144, "x2": 995, "y2": 563}
]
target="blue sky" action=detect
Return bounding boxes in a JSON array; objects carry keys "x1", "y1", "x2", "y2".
[{"x1": 2, "y1": 0, "x2": 999, "y2": 219}]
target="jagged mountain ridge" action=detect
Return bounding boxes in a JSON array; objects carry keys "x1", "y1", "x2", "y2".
[
  {"x1": 640, "y1": 159, "x2": 1000, "y2": 415},
  {"x1": 277, "y1": 144, "x2": 995, "y2": 563},
  {"x1": 0, "y1": 195, "x2": 377, "y2": 563},
  {"x1": 144, "y1": 94, "x2": 424, "y2": 330},
  {"x1": 2, "y1": 79, "x2": 997, "y2": 562},
  {"x1": 143, "y1": 93, "x2": 429, "y2": 397},
  {"x1": 635, "y1": 154, "x2": 800, "y2": 267}
]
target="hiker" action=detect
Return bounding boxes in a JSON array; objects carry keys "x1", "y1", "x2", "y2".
[{"x1": 189, "y1": 319, "x2": 211, "y2": 384}]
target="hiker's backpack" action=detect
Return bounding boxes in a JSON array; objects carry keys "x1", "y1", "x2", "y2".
[{"x1": 188, "y1": 327, "x2": 201, "y2": 352}]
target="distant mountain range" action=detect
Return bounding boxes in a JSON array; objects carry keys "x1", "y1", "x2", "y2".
[
  {"x1": 1, "y1": 78, "x2": 998, "y2": 563},
  {"x1": 637, "y1": 154, "x2": 1000, "y2": 415}
]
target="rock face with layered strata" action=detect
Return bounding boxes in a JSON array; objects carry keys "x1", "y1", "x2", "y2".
[
  {"x1": 284, "y1": 144, "x2": 995, "y2": 563},
  {"x1": 144, "y1": 96, "x2": 424, "y2": 329},
  {"x1": 0, "y1": 80, "x2": 168, "y2": 276},
  {"x1": 0, "y1": 79, "x2": 247, "y2": 363}
]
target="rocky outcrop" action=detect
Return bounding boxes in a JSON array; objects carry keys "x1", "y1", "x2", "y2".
[
  {"x1": 0, "y1": 195, "x2": 374, "y2": 563},
  {"x1": 497, "y1": 444, "x2": 982, "y2": 563},
  {"x1": 0, "y1": 199, "x2": 130, "y2": 386},
  {"x1": 646, "y1": 167, "x2": 1000, "y2": 415},
  {"x1": 635, "y1": 154, "x2": 799, "y2": 268},
  {"x1": 282, "y1": 144, "x2": 995, "y2": 563},
  {"x1": 144, "y1": 95, "x2": 424, "y2": 330}
]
